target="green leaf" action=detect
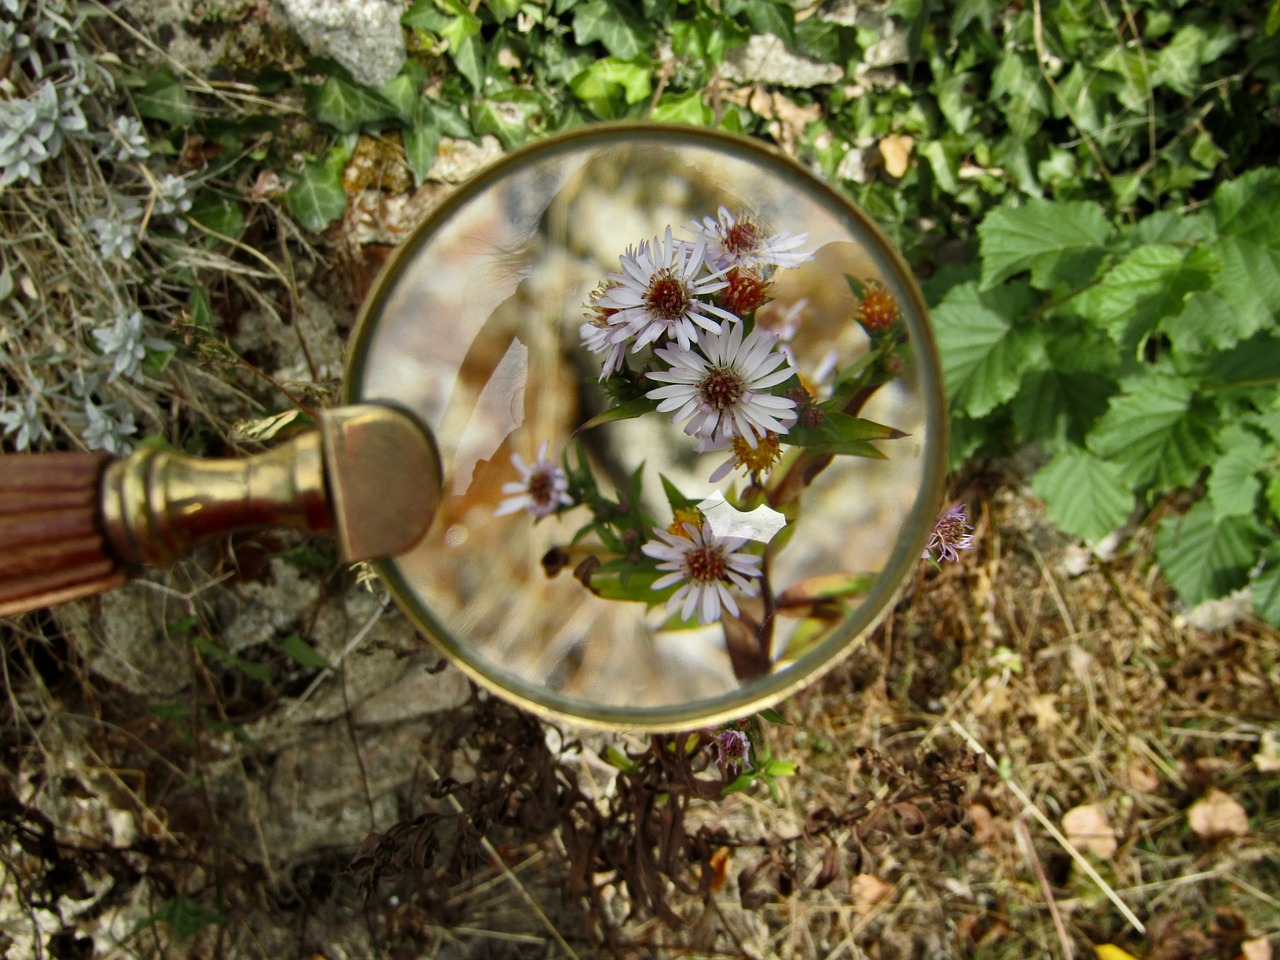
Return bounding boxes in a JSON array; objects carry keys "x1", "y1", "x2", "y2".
[
  {"x1": 1154, "y1": 500, "x2": 1262, "y2": 606},
  {"x1": 284, "y1": 146, "x2": 349, "y2": 232},
  {"x1": 311, "y1": 76, "x2": 396, "y2": 133},
  {"x1": 1073, "y1": 244, "x2": 1218, "y2": 351},
  {"x1": 1014, "y1": 367, "x2": 1114, "y2": 448},
  {"x1": 660, "y1": 474, "x2": 698, "y2": 513},
  {"x1": 135, "y1": 895, "x2": 226, "y2": 939},
  {"x1": 652, "y1": 90, "x2": 712, "y2": 125},
  {"x1": 1207, "y1": 426, "x2": 1267, "y2": 521},
  {"x1": 977, "y1": 196, "x2": 1113, "y2": 291},
  {"x1": 188, "y1": 190, "x2": 245, "y2": 242},
  {"x1": 603, "y1": 745, "x2": 640, "y2": 773},
  {"x1": 1212, "y1": 169, "x2": 1280, "y2": 343},
  {"x1": 573, "y1": 0, "x2": 654, "y2": 60},
  {"x1": 932, "y1": 281, "x2": 1045, "y2": 418},
  {"x1": 1030, "y1": 446, "x2": 1133, "y2": 544},
  {"x1": 471, "y1": 89, "x2": 545, "y2": 148},
  {"x1": 758, "y1": 707, "x2": 791, "y2": 725},
  {"x1": 569, "y1": 57, "x2": 652, "y2": 117},
  {"x1": 403, "y1": 106, "x2": 441, "y2": 186},
  {"x1": 133, "y1": 68, "x2": 195, "y2": 126},
  {"x1": 1253, "y1": 542, "x2": 1280, "y2": 627},
  {"x1": 187, "y1": 286, "x2": 214, "y2": 331},
  {"x1": 579, "y1": 395, "x2": 659, "y2": 431},
  {"x1": 762, "y1": 758, "x2": 798, "y2": 777},
  {"x1": 783, "y1": 410, "x2": 903, "y2": 458},
  {"x1": 736, "y1": 0, "x2": 796, "y2": 49},
  {"x1": 1087, "y1": 376, "x2": 1216, "y2": 492},
  {"x1": 191, "y1": 634, "x2": 272, "y2": 684},
  {"x1": 279, "y1": 634, "x2": 333, "y2": 670}
]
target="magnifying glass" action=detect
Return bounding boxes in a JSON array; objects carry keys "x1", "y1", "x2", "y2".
[{"x1": 0, "y1": 124, "x2": 946, "y2": 733}]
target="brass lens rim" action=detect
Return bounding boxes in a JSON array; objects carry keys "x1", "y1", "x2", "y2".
[{"x1": 343, "y1": 122, "x2": 948, "y2": 732}]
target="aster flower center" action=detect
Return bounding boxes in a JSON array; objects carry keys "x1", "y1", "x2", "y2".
[
  {"x1": 722, "y1": 220, "x2": 761, "y2": 256},
  {"x1": 527, "y1": 469, "x2": 557, "y2": 508},
  {"x1": 731, "y1": 432, "x2": 781, "y2": 473},
  {"x1": 698, "y1": 368, "x2": 745, "y2": 410},
  {"x1": 935, "y1": 515, "x2": 968, "y2": 542},
  {"x1": 644, "y1": 269, "x2": 692, "y2": 320},
  {"x1": 684, "y1": 544, "x2": 729, "y2": 583}
]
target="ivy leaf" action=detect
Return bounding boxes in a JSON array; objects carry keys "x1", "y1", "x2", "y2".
[
  {"x1": 1207, "y1": 426, "x2": 1267, "y2": 521},
  {"x1": 1154, "y1": 500, "x2": 1262, "y2": 606},
  {"x1": 977, "y1": 196, "x2": 1113, "y2": 291},
  {"x1": 728, "y1": 0, "x2": 796, "y2": 49},
  {"x1": 403, "y1": 103, "x2": 441, "y2": 186},
  {"x1": 569, "y1": 57, "x2": 652, "y2": 117},
  {"x1": 652, "y1": 90, "x2": 713, "y2": 125},
  {"x1": 311, "y1": 76, "x2": 396, "y2": 133},
  {"x1": 1212, "y1": 168, "x2": 1280, "y2": 343},
  {"x1": 132, "y1": 67, "x2": 195, "y2": 126},
  {"x1": 932, "y1": 281, "x2": 1045, "y2": 418},
  {"x1": 573, "y1": 0, "x2": 654, "y2": 60},
  {"x1": 472, "y1": 89, "x2": 546, "y2": 148},
  {"x1": 284, "y1": 145, "x2": 350, "y2": 232},
  {"x1": 188, "y1": 190, "x2": 245, "y2": 243},
  {"x1": 1030, "y1": 446, "x2": 1133, "y2": 544},
  {"x1": 1087, "y1": 375, "x2": 1217, "y2": 491}
]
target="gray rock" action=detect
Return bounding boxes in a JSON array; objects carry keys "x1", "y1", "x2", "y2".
[
  {"x1": 721, "y1": 35, "x2": 844, "y2": 88},
  {"x1": 276, "y1": 0, "x2": 406, "y2": 88}
]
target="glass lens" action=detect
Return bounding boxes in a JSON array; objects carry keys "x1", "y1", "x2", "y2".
[{"x1": 346, "y1": 125, "x2": 946, "y2": 730}]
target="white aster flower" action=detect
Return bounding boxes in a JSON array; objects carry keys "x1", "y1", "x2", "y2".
[
  {"x1": 593, "y1": 226, "x2": 739, "y2": 352},
  {"x1": 689, "y1": 206, "x2": 815, "y2": 274},
  {"x1": 646, "y1": 323, "x2": 799, "y2": 448},
  {"x1": 579, "y1": 318, "x2": 627, "y2": 381},
  {"x1": 495, "y1": 441, "x2": 573, "y2": 518},
  {"x1": 642, "y1": 521, "x2": 762, "y2": 625}
]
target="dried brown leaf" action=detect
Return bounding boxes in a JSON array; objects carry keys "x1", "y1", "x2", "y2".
[
  {"x1": 1062, "y1": 802, "x2": 1118, "y2": 860},
  {"x1": 850, "y1": 873, "x2": 894, "y2": 914},
  {"x1": 1187, "y1": 788, "x2": 1249, "y2": 840}
]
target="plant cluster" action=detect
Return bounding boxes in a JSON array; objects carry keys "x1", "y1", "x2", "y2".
[{"x1": 935, "y1": 169, "x2": 1280, "y2": 625}]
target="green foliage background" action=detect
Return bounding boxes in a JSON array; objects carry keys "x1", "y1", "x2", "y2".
[{"x1": 134, "y1": 0, "x2": 1280, "y2": 622}]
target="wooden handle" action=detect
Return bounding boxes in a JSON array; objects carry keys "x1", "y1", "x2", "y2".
[{"x1": 0, "y1": 452, "x2": 126, "y2": 617}]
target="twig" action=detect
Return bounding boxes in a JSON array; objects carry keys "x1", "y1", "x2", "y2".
[
  {"x1": 1014, "y1": 816, "x2": 1075, "y2": 960},
  {"x1": 423, "y1": 760, "x2": 582, "y2": 960},
  {"x1": 949, "y1": 720, "x2": 1146, "y2": 935}
]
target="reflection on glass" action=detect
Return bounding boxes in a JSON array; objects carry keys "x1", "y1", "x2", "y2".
[{"x1": 349, "y1": 130, "x2": 942, "y2": 722}]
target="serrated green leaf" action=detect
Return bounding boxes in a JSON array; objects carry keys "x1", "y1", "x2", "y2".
[
  {"x1": 1268, "y1": 474, "x2": 1280, "y2": 524},
  {"x1": 1073, "y1": 244, "x2": 1218, "y2": 351},
  {"x1": 1030, "y1": 446, "x2": 1133, "y2": 544},
  {"x1": 1130, "y1": 209, "x2": 1213, "y2": 247},
  {"x1": 1254, "y1": 543, "x2": 1280, "y2": 626},
  {"x1": 573, "y1": 0, "x2": 654, "y2": 60},
  {"x1": 284, "y1": 147, "x2": 348, "y2": 232},
  {"x1": 280, "y1": 633, "x2": 333, "y2": 670},
  {"x1": 1196, "y1": 332, "x2": 1280, "y2": 390},
  {"x1": 1162, "y1": 289, "x2": 1247, "y2": 354},
  {"x1": 1087, "y1": 376, "x2": 1216, "y2": 491},
  {"x1": 1154, "y1": 500, "x2": 1262, "y2": 606},
  {"x1": 1212, "y1": 169, "x2": 1280, "y2": 342},
  {"x1": 978, "y1": 196, "x2": 1113, "y2": 290},
  {"x1": 932, "y1": 281, "x2": 1045, "y2": 418},
  {"x1": 1014, "y1": 368, "x2": 1114, "y2": 448},
  {"x1": 312, "y1": 76, "x2": 396, "y2": 133},
  {"x1": 1207, "y1": 426, "x2": 1267, "y2": 521}
]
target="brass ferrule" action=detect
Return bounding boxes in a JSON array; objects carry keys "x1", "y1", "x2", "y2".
[{"x1": 101, "y1": 432, "x2": 332, "y2": 567}]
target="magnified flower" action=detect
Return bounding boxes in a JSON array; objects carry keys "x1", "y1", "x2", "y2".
[
  {"x1": 856, "y1": 279, "x2": 899, "y2": 333},
  {"x1": 690, "y1": 206, "x2": 815, "y2": 274},
  {"x1": 646, "y1": 323, "x2": 798, "y2": 448},
  {"x1": 707, "y1": 430, "x2": 783, "y2": 482},
  {"x1": 642, "y1": 520, "x2": 762, "y2": 625},
  {"x1": 922, "y1": 503, "x2": 975, "y2": 564},
  {"x1": 593, "y1": 226, "x2": 738, "y2": 351},
  {"x1": 495, "y1": 441, "x2": 573, "y2": 519}
]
